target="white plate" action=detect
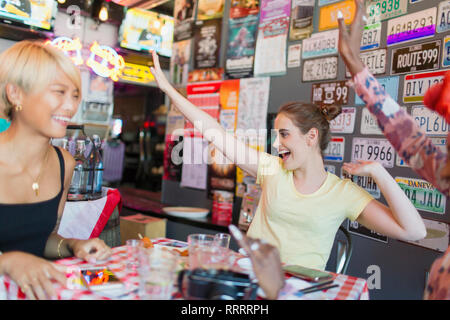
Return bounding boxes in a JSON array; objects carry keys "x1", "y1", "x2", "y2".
[{"x1": 162, "y1": 206, "x2": 210, "y2": 219}]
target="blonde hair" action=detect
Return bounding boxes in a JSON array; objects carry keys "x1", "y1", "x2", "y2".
[{"x1": 0, "y1": 40, "x2": 81, "y2": 119}]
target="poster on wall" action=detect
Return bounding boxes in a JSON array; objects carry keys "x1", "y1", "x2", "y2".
[
  {"x1": 289, "y1": 0, "x2": 314, "y2": 41},
  {"x1": 207, "y1": 145, "x2": 236, "y2": 197},
  {"x1": 185, "y1": 81, "x2": 222, "y2": 138},
  {"x1": 173, "y1": 0, "x2": 197, "y2": 41},
  {"x1": 253, "y1": 0, "x2": 291, "y2": 77},
  {"x1": 197, "y1": 0, "x2": 225, "y2": 20},
  {"x1": 180, "y1": 136, "x2": 209, "y2": 190},
  {"x1": 193, "y1": 18, "x2": 222, "y2": 69},
  {"x1": 225, "y1": 11, "x2": 259, "y2": 79},
  {"x1": 170, "y1": 39, "x2": 192, "y2": 86}
]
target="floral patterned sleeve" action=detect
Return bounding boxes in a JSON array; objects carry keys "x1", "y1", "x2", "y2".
[{"x1": 352, "y1": 67, "x2": 450, "y2": 195}]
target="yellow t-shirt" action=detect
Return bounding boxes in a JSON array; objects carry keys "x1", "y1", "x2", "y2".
[{"x1": 247, "y1": 152, "x2": 374, "y2": 270}]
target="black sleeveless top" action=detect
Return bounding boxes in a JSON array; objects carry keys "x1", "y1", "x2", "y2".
[{"x1": 0, "y1": 146, "x2": 65, "y2": 257}]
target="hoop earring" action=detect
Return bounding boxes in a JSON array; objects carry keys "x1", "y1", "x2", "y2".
[{"x1": 15, "y1": 105, "x2": 23, "y2": 112}]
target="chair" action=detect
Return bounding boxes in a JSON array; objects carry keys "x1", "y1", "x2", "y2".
[{"x1": 335, "y1": 225, "x2": 353, "y2": 275}]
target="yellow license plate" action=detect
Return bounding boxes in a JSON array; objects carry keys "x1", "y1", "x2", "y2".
[{"x1": 318, "y1": 0, "x2": 356, "y2": 31}]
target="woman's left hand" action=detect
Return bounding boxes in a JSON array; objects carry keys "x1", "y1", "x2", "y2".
[
  {"x1": 70, "y1": 238, "x2": 112, "y2": 263},
  {"x1": 342, "y1": 160, "x2": 381, "y2": 177}
]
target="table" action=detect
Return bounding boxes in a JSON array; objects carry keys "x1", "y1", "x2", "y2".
[{"x1": 0, "y1": 238, "x2": 369, "y2": 300}]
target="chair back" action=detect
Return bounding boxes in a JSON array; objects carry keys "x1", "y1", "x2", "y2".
[{"x1": 336, "y1": 225, "x2": 353, "y2": 274}]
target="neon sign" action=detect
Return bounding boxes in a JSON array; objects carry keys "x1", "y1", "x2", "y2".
[
  {"x1": 45, "y1": 37, "x2": 84, "y2": 66},
  {"x1": 86, "y1": 42, "x2": 125, "y2": 82}
]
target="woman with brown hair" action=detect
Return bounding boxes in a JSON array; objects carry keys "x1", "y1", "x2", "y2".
[{"x1": 150, "y1": 50, "x2": 425, "y2": 271}]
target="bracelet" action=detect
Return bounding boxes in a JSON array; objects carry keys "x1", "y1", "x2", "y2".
[{"x1": 57, "y1": 239, "x2": 65, "y2": 259}]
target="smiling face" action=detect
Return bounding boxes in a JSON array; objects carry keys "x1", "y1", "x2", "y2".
[
  {"x1": 273, "y1": 113, "x2": 319, "y2": 171},
  {"x1": 19, "y1": 69, "x2": 81, "y2": 138}
]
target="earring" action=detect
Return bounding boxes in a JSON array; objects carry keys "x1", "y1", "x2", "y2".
[{"x1": 15, "y1": 105, "x2": 22, "y2": 111}]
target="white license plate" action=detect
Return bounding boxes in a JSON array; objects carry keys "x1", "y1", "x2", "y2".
[
  {"x1": 437, "y1": 1, "x2": 450, "y2": 33},
  {"x1": 386, "y1": 7, "x2": 437, "y2": 46},
  {"x1": 360, "y1": 106, "x2": 406, "y2": 135},
  {"x1": 330, "y1": 107, "x2": 356, "y2": 133},
  {"x1": 352, "y1": 138, "x2": 394, "y2": 167},
  {"x1": 412, "y1": 105, "x2": 450, "y2": 136},
  {"x1": 302, "y1": 29, "x2": 339, "y2": 59},
  {"x1": 341, "y1": 168, "x2": 381, "y2": 199},
  {"x1": 403, "y1": 70, "x2": 446, "y2": 103},
  {"x1": 302, "y1": 57, "x2": 338, "y2": 81},
  {"x1": 361, "y1": 22, "x2": 382, "y2": 51},
  {"x1": 346, "y1": 48, "x2": 386, "y2": 77},
  {"x1": 396, "y1": 177, "x2": 447, "y2": 214},
  {"x1": 396, "y1": 137, "x2": 447, "y2": 167},
  {"x1": 324, "y1": 136, "x2": 345, "y2": 162},
  {"x1": 366, "y1": 0, "x2": 408, "y2": 24}
]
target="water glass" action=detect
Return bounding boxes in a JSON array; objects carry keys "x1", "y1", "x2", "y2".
[
  {"x1": 214, "y1": 233, "x2": 231, "y2": 249},
  {"x1": 126, "y1": 239, "x2": 143, "y2": 270},
  {"x1": 188, "y1": 234, "x2": 236, "y2": 270},
  {"x1": 138, "y1": 247, "x2": 179, "y2": 300}
]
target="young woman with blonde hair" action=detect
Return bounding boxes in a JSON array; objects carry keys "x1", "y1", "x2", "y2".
[{"x1": 0, "y1": 40, "x2": 111, "y2": 300}]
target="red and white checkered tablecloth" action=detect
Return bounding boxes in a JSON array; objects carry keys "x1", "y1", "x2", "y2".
[{"x1": 0, "y1": 238, "x2": 368, "y2": 300}]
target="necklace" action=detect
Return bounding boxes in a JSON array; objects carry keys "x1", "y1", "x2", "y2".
[{"x1": 24, "y1": 146, "x2": 51, "y2": 197}]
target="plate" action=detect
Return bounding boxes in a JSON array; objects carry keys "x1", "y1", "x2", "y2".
[{"x1": 162, "y1": 206, "x2": 210, "y2": 219}]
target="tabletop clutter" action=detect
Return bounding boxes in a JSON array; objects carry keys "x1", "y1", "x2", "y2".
[{"x1": 48, "y1": 234, "x2": 367, "y2": 300}]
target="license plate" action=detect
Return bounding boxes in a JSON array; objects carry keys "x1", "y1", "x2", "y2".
[
  {"x1": 330, "y1": 107, "x2": 356, "y2": 134},
  {"x1": 361, "y1": 22, "x2": 382, "y2": 51},
  {"x1": 391, "y1": 40, "x2": 441, "y2": 75},
  {"x1": 404, "y1": 219, "x2": 450, "y2": 253},
  {"x1": 324, "y1": 136, "x2": 345, "y2": 162},
  {"x1": 366, "y1": 0, "x2": 408, "y2": 24},
  {"x1": 345, "y1": 48, "x2": 386, "y2": 77},
  {"x1": 352, "y1": 137, "x2": 395, "y2": 167},
  {"x1": 355, "y1": 76, "x2": 399, "y2": 105},
  {"x1": 348, "y1": 220, "x2": 388, "y2": 243},
  {"x1": 360, "y1": 106, "x2": 406, "y2": 135},
  {"x1": 437, "y1": 1, "x2": 450, "y2": 33},
  {"x1": 396, "y1": 137, "x2": 447, "y2": 167},
  {"x1": 318, "y1": 0, "x2": 340, "y2": 5},
  {"x1": 443, "y1": 36, "x2": 450, "y2": 67},
  {"x1": 403, "y1": 70, "x2": 446, "y2": 103},
  {"x1": 302, "y1": 57, "x2": 338, "y2": 82},
  {"x1": 302, "y1": 29, "x2": 339, "y2": 59},
  {"x1": 395, "y1": 177, "x2": 447, "y2": 214},
  {"x1": 341, "y1": 168, "x2": 381, "y2": 199},
  {"x1": 311, "y1": 80, "x2": 349, "y2": 105},
  {"x1": 318, "y1": 0, "x2": 356, "y2": 31},
  {"x1": 412, "y1": 105, "x2": 450, "y2": 136},
  {"x1": 386, "y1": 7, "x2": 437, "y2": 46}
]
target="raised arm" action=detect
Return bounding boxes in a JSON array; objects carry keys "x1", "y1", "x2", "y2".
[
  {"x1": 343, "y1": 161, "x2": 426, "y2": 241},
  {"x1": 150, "y1": 51, "x2": 259, "y2": 177},
  {"x1": 338, "y1": 0, "x2": 449, "y2": 195}
]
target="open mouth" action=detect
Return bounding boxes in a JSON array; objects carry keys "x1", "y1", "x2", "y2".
[
  {"x1": 278, "y1": 149, "x2": 291, "y2": 161},
  {"x1": 52, "y1": 115, "x2": 72, "y2": 127}
]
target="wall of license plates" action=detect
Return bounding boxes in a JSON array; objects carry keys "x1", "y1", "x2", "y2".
[{"x1": 163, "y1": 0, "x2": 450, "y2": 299}]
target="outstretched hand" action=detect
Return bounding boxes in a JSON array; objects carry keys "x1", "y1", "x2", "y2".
[
  {"x1": 337, "y1": 0, "x2": 366, "y2": 77},
  {"x1": 150, "y1": 50, "x2": 172, "y2": 93},
  {"x1": 342, "y1": 160, "x2": 381, "y2": 177}
]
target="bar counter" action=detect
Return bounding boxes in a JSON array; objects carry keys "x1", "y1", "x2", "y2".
[{"x1": 118, "y1": 186, "x2": 230, "y2": 233}]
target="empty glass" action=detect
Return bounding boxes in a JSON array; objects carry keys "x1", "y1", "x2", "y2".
[
  {"x1": 126, "y1": 239, "x2": 143, "y2": 271},
  {"x1": 138, "y1": 247, "x2": 179, "y2": 300}
]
